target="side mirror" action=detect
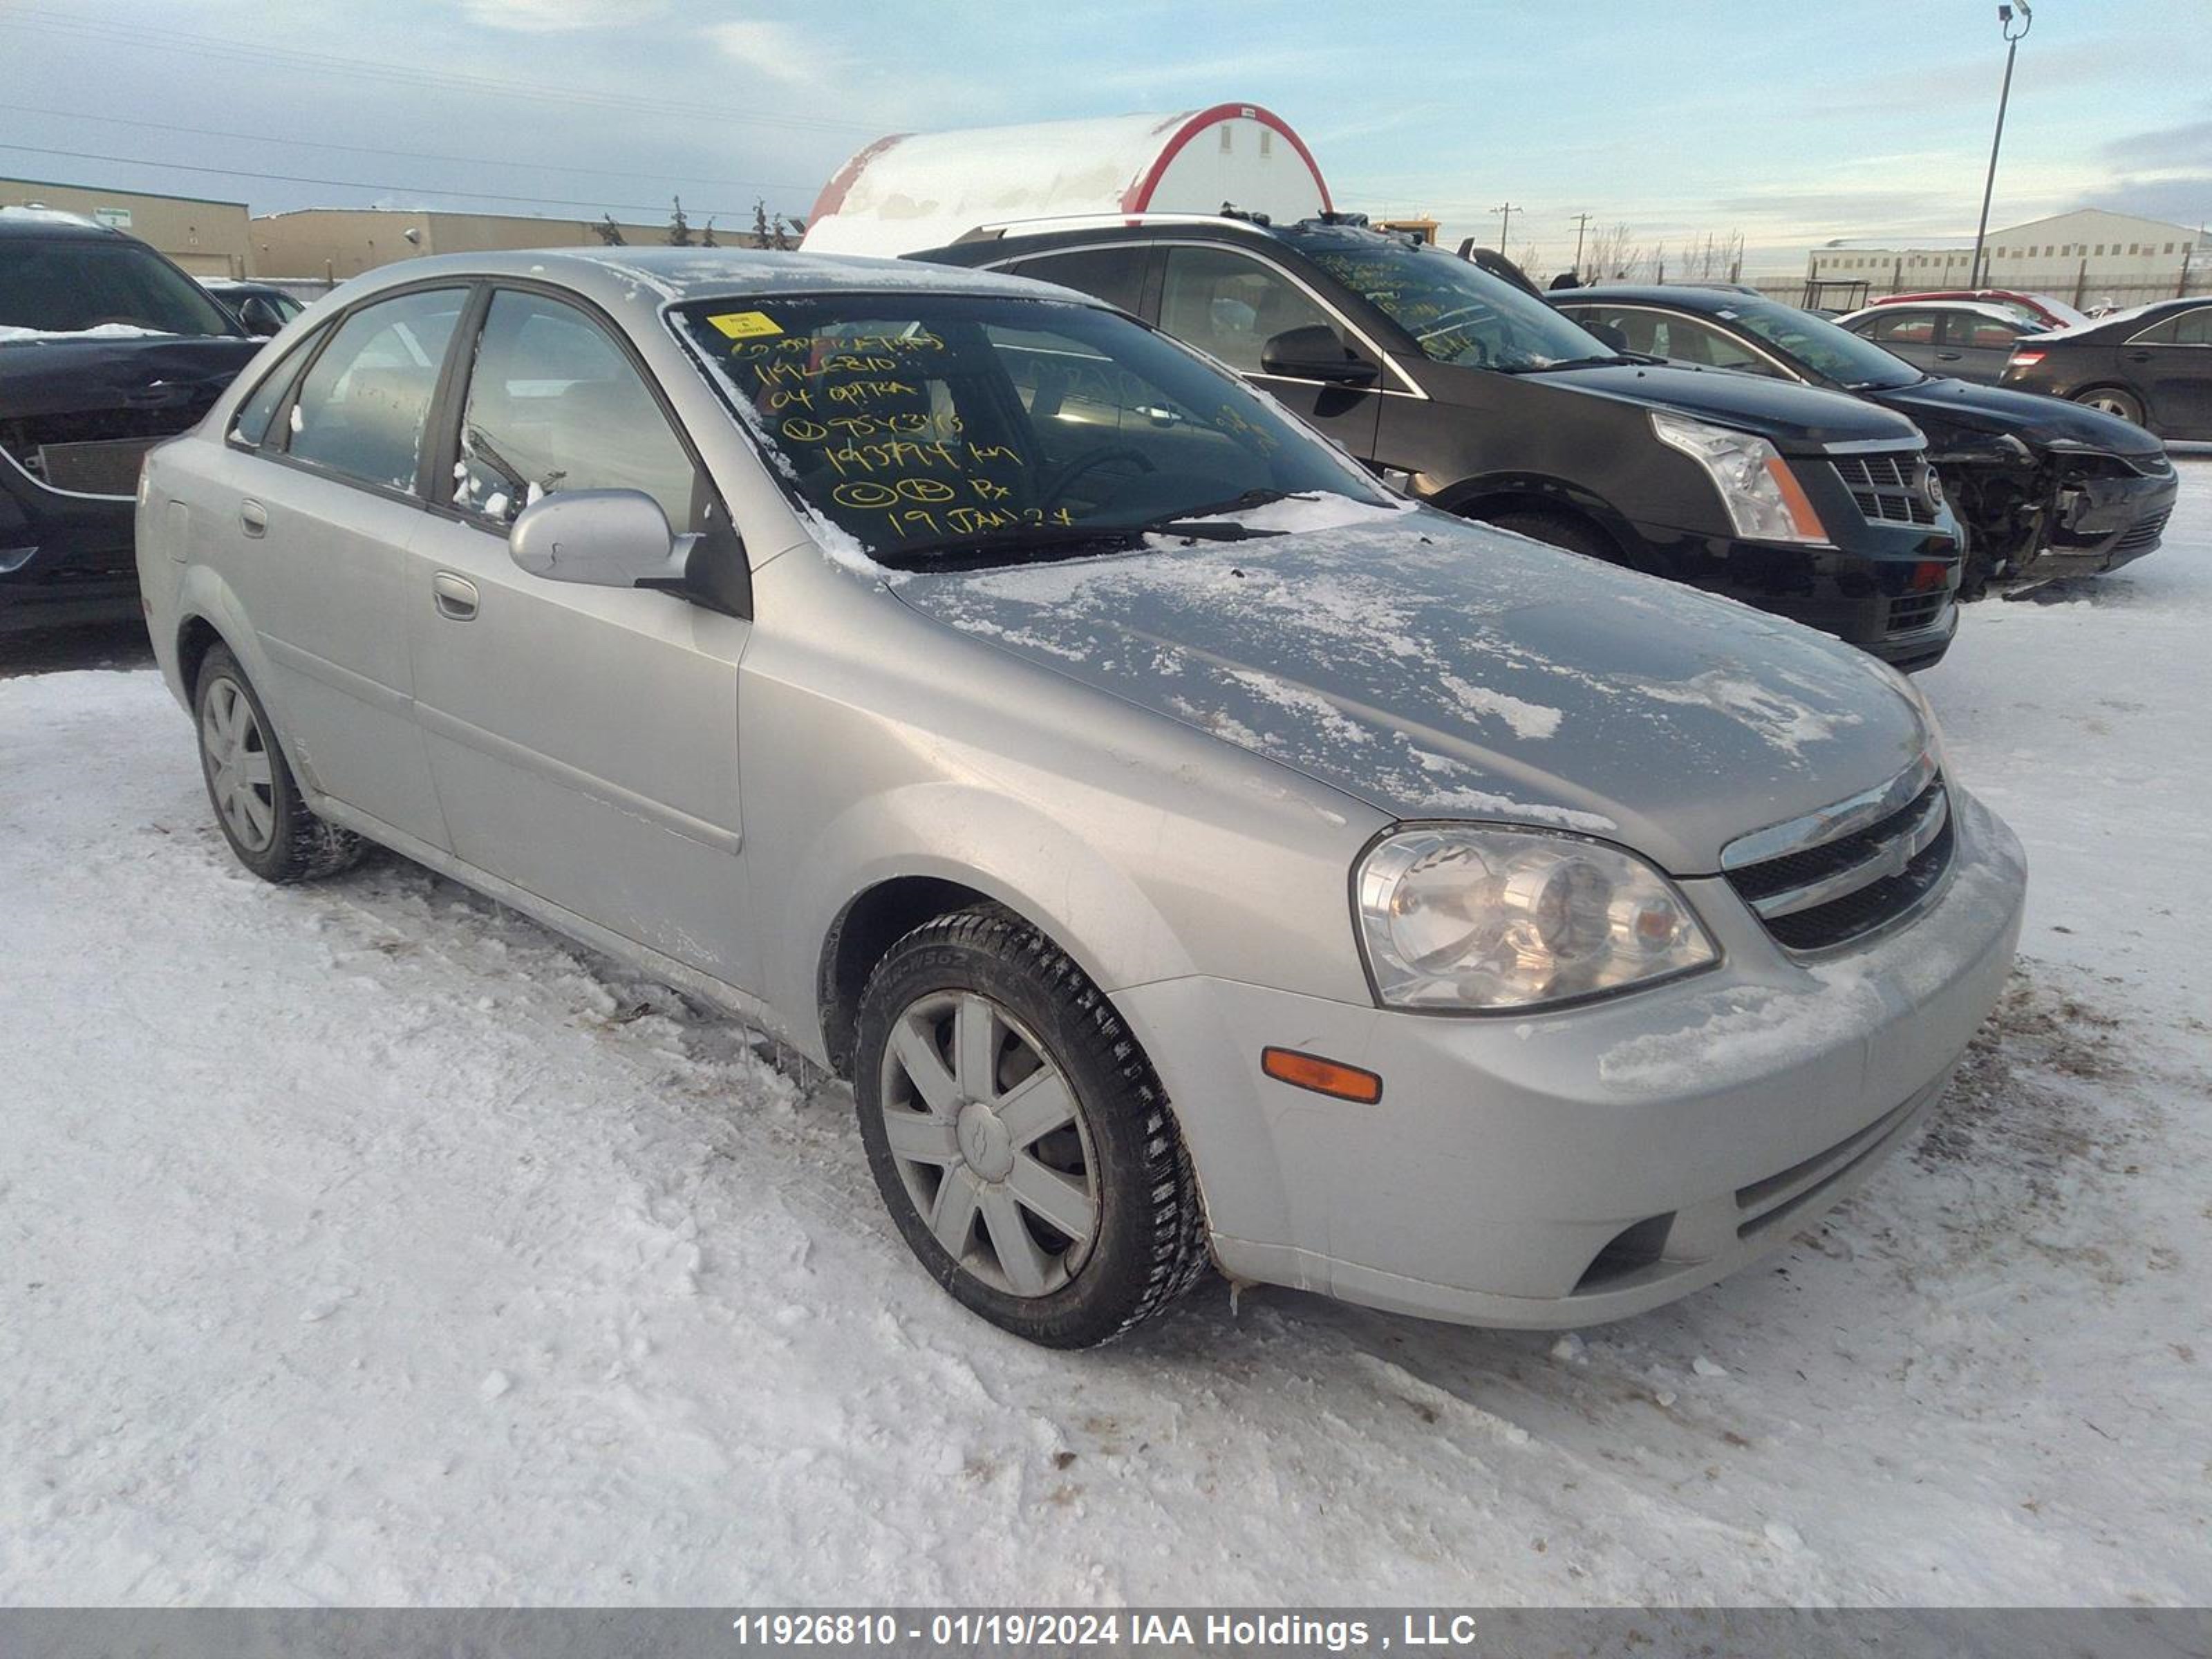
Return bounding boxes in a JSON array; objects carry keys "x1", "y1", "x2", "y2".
[
  {"x1": 1258, "y1": 324, "x2": 1378, "y2": 386},
  {"x1": 509, "y1": 489, "x2": 677, "y2": 588},
  {"x1": 508, "y1": 488, "x2": 753, "y2": 619},
  {"x1": 236, "y1": 295, "x2": 285, "y2": 337}
]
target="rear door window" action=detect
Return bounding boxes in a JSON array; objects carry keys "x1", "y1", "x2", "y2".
[
  {"x1": 229, "y1": 324, "x2": 332, "y2": 448},
  {"x1": 281, "y1": 288, "x2": 467, "y2": 494},
  {"x1": 1005, "y1": 248, "x2": 1149, "y2": 315}
]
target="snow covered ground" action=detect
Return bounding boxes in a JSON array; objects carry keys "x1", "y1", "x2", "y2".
[{"x1": 3, "y1": 462, "x2": 2208, "y2": 1608}]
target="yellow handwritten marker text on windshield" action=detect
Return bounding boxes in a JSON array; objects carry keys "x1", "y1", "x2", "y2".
[{"x1": 708, "y1": 310, "x2": 782, "y2": 339}]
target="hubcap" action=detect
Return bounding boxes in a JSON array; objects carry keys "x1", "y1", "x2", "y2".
[
  {"x1": 200, "y1": 676, "x2": 276, "y2": 853},
  {"x1": 879, "y1": 989, "x2": 1100, "y2": 1299}
]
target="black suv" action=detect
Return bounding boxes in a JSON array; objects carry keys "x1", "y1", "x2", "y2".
[
  {"x1": 2, "y1": 209, "x2": 261, "y2": 631},
  {"x1": 913, "y1": 215, "x2": 1964, "y2": 671}
]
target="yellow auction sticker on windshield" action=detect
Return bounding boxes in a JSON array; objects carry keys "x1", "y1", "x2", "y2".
[{"x1": 706, "y1": 310, "x2": 782, "y2": 339}]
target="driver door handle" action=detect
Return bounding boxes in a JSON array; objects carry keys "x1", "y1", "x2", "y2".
[
  {"x1": 239, "y1": 500, "x2": 267, "y2": 538},
  {"x1": 431, "y1": 571, "x2": 479, "y2": 621},
  {"x1": 1935, "y1": 350, "x2": 1962, "y2": 361}
]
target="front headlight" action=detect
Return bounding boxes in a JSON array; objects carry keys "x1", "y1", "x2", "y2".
[
  {"x1": 1651, "y1": 410, "x2": 1830, "y2": 545},
  {"x1": 1356, "y1": 826, "x2": 1718, "y2": 1011}
]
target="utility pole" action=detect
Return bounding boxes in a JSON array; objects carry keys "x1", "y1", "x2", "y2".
[
  {"x1": 1492, "y1": 202, "x2": 1520, "y2": 252},
  {"x1": 1571, "y1": 212, "x2": 1593, "y2": 277},
  {"x1": 1969, "y1": 2, "x2": 2033, "y2": 289}
]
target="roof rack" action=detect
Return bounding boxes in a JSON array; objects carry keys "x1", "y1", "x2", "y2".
[{"x1": 948, "y1": 210, "x2": 1288, "y2": 245}]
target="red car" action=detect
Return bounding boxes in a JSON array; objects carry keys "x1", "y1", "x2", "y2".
[{"x1": 1867, "y1": 289, "x2": 2087, "y2": 331}]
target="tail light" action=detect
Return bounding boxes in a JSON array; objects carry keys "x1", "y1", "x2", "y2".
[{"x1": 2008, "y1": 350, "x2": 2046, "y2": 368}]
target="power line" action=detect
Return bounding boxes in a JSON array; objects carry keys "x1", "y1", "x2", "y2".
[
  {"x1": 0, "y1": 103, "x2": 816, "y2": 197},
  {"x1": 0, "y1": 140, "x2": 760, "y2": 221},
  {"x1": 3, "y1": 7, "x2": 881, "y2": 138}
]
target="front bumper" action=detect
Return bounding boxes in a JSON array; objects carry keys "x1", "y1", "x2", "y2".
[
  {"x1": 2023, "y1": 461, "x2": 2178, "y2": 582},
  {"x1": 0, "y1": 453, "x2": 141, "y2": 632},
  {"x1": 1116, "y1": 789, "x2": 2026, "y2": 1329},
  {"x1": 1631, "y1": 517, "x2": 1962, "y2": 673}
]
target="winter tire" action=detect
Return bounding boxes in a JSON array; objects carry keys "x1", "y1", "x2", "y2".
[
  {"x1": 194, "y1": 644, "x2": 365, "y2": 884},
  {"x1": 854, "y1": 907, "x2": 1209, "y2": 1347}
]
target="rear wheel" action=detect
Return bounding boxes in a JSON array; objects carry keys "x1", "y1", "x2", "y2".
[
  {"x1": 853, "y1": 908, "x2": 1209, "y2": 1347},
  {"x1": 2072, "y1": 386, "x2": 2146, "y2": 427},
  {"x1": 194, "y1": 644, "x2": 364, "y2": 884}
]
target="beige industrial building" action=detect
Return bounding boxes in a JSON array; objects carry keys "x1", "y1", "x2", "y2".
[
  {"x1": 250, "y1": 206, "x2": 753, "y2": 281},
  {"x1": 1809, "y1": 208, "x2": 2209, "y2": 306},
  {"x1": 0, "y1": 175, "x2": 252, "y2": 276}
]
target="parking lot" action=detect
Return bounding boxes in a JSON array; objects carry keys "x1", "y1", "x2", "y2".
[{"x1": 3, "y1": 461, "x2": 2208, "y2": 1606}]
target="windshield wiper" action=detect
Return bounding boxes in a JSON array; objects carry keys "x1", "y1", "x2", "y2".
[
  {"x1": 1504, "y1": 354, "x2": 1634, "y2": 373},
  {"x1": 872, "y1": 523, "x2": 1147, "y2": 572},
  {"x1": 1130, "y1": 487, "x2": 1297, "y2": 539},
  {"x1": 871, "y1": 489, "x2": 1307, "y2": 570}
]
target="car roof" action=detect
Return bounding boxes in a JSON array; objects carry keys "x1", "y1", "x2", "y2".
[
  {"x1": 0, "y1": 205, "x2": 124, "y2": 241},
  {"x1": 909, "y1": 212, "x2": 1412, "y2": 263},
  {"x1": 330, "y1": 245, "x2": 1087, "y2": 314},
  {"x1": 1550, "y1": 285, "x2": 1763, "y2": 313},
  {"x1": 2025, "y1": 294, "x2": 2206, "y2": 340},
  {"x1": 1836, "y1": 299, "x2": 2028, "y2": 328}
]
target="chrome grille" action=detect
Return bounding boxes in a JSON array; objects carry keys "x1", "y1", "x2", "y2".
[
  {"x1": 1723, "y1": 760, "x2": 1954, "y2": 953},
  {"x1": 1832, "y1": 450, "x2": 1938, "y2": 525}
]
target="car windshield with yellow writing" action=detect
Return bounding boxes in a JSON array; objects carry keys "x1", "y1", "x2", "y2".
[{"x1": 671, "y1": 293, "x2": 1386, "y2": 569}]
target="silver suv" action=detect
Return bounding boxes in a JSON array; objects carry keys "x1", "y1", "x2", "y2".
[{"x1": 137, "y1": 250, "x2": 2027, "y2": 1348}]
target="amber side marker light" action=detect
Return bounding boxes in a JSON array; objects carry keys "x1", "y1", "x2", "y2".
[{"x1": 1261, "y1": 1047, "x2": 1384, "y2": 1104}]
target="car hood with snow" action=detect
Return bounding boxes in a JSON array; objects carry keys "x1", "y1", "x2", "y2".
[{"x1": 890, "y1": 503, "x2": 1931, "y2": 874}]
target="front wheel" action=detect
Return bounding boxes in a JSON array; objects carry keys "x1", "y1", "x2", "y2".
[
  {"x1": 2072, "y1": 386, "x2": 2146, "y2": 427},
  {"x1": 853, "y1": 908, "x2": 1209, "y2": 1347},
  {"x1": 194, "y1": 644, "x2": 364, "y2": 883}
]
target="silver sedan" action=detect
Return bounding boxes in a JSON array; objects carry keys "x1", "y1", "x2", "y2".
[{"x1": 136, "y1": 249, "x2": 2025, "y2": 1347}]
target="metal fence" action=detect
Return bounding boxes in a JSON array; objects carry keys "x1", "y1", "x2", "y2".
[{"x1": 1740, "y1": 270, "x2": 2210, "y2": 312}]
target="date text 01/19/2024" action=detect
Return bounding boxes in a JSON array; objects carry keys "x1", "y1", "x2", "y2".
[{"x1": 727, "y1": 1612, "x2": 1489, "y2": 1650}]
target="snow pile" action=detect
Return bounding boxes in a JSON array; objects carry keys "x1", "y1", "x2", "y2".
[{"x1": 1, "y1": 466, "x2": 2209, "y2": 1605}]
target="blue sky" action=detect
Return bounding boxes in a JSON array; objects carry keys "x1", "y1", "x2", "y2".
[{"x1": 3, "y1": 0, "x2": 2205, "y2": 272}]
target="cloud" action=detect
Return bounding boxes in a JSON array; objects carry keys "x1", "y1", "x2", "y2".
[
  {"x1": 2099, "y1": 113, "x2": 2212, "y2": 173},
  {"x1": 705, "y1": 19, "x2": 832, "y2": 87},
  {"x1": 460, "y1": 0, "x2": 659, "y2": 30},
  {"x1": 2091, "y1": 176, "x2": 2212, "y2": 230}
]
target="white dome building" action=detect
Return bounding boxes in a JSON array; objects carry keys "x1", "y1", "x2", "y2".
[{"x1": 800, "y1": 103, "x2": 1333, "y2": 258}]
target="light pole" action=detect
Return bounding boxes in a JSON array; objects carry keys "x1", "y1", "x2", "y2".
[
  {"x1": 1969, "y1": 2, "x2": 2032, "y2": 289},
  {"x1": 1571, "y1": 212, "x2": 1593, "y2": 278},
  {"x1": 1492, "y1": 202, "x2": 1520, "y2": 253}
]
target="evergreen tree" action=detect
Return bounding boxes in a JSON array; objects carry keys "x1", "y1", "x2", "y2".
[
  {"x1": 592, "y1": 214, "x2": 626, "y2": 247},
  {"x1": 668, "y1": 196, "x2": 693, "y2": 247}
]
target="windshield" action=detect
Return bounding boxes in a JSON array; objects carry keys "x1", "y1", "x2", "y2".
[
  {"x1": 673, "y1": 292, "x2": 1389, "y2": 568},
  {"x1": 0, "y1": 237, "x2": 242, "y2": 341},
  {"x1": 1286, "y1": 231, "x2": 1613, "y2": 372},
  {"x1": 1715, "y1": 294, "x2": 1922, "y2": 390}
]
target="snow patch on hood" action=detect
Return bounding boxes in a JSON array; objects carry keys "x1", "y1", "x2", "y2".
[{"x1": 892, "y1": 512, "x2": 1929, "y2": 869}]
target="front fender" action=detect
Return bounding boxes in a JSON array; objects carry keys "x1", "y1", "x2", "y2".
[{"x1": 1427, "y1": 470, "x2": 1648, "y2": 551}]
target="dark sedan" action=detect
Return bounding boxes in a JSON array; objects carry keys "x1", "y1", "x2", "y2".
[
  {"x1": 1553, "y1": 285, "x2": 2176, "y2": 591},
  {"x1": 2001, "y1": 297, "x2": 2212, "y2": 442}
]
